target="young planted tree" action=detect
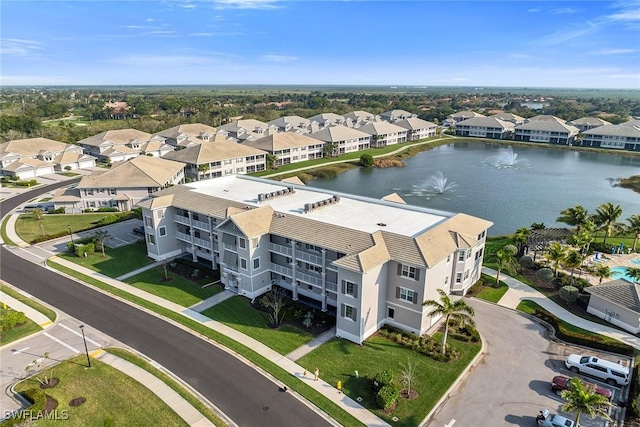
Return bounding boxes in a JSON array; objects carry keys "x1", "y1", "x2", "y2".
[
  {"x1": 260, "y1": 287, "x2": 288, "y2": 326},
  {"x1": 560, "y1": 377, "x2": 612, "y2": 426},
  {"x1": 422, "y1": 289, "x2": 475, "y2": 355},
  {"x1": 93, "y1": 230, "x2": 111, "y2": 257},
  {"x1": 32, "y1": 208, "x2": 44, "y2": 221},
  {"x1": 399, "y1": 358, "x2": 418, "y2": 399}
]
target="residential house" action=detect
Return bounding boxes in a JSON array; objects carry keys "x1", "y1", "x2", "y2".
[
  {"x1": 163, "y1": 140, "x2": 267, "y2": 181},
  {"x1": 217, "y1": 119, "x2": 275, "y2": 142},
  {"x1": 454, "y1": 117, "x2": 515, "y2": 139},
  {"x1": 394, "y1": 118, "x2": 438, "y2": 140},
  {"x1": 358, "y1": 122, "x2": 408, "y2": 147},
  {"x1": 567, "y1": 117, "x2": 611, "y2": 132},
  {"x1": 308, "y1": 113, "x2": 345, "y2": 130},
  {"x1": 489, "y1": 112, "x2": 526, "y2": 126},
  {"x1": 243, "y1": 133, "x2": 324, "y2": 166},
  {"x1": 52, "y1": 155, "x2": 185, "y2": 213},
  {"x1": 343, "y1": 111, "x2": 379, "y2": 128},
  {"x1": 308, "y1": 126, "x2": 370, "y2": 155},
  {"x1": 77, "y1": 129, "x2": 174, "y2": 163},
  {"x1": 380, "y1": 110, "x2": 417, "y2": 122},
  {"x1": 0, "y1": 137, "x2": 96, "y2": 179},
  {"x1": 585, "y1": 279, "x2": 640, "y2": 334},
  {"x1": 155, "y1": 124, "x2": 219, "y2": 150},
  {"x1": 581, "y1": 123, "x2": 640, "y2": 151},
  {"x1": 514, "y1": 117, "x2": 579, "y2": 144},
  {"x1": 267, "y1": 116, "x2": 311, "y2": 134},
  {"x1": 621, "y1": 119, "x2": 640, "y2": 127},
  {"x1": 443, "y1": 111, "x2": 485, "y2": 127},
  {"x1": 137, "y1": 175, "x2": 492, "y2": 344}
]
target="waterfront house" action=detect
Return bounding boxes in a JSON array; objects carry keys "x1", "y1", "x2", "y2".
[
  {"x1": 581, "y1": 123, "x2": 640, "y2": 151},
  {"x1": 243, "y1": 133, "x2": 324, "y2": 166},
  {"x1": 358, "y1": 121, "x2": 408, "y2": 147},
  {"x1": 393, "y1": 117, "x2": 438, "y2": 140},
  {"x1": 514, "y1": 117, "x2": 579, "y2": 144},
  {"x1": 454, "y1": 117, "x2": 515, "y2": 139},
  {"x1": 308, "y1": 126, "x2": 371, "y2": 155},
  {"x1": 489, "y1": 112, "x2": 526, "y2": 126},
  {"x1": 568, "y1": 117, "x2": 612, "y2": 132}
]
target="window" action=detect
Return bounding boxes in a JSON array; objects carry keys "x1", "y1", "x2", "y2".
[
  {"x1": 239, "y1": 238, "x2": 246, "y2": 249},
  {"x1": 458, "y1": 251, "x2": 465, "y2": 261},
  {"x1": 159, "y1": 227, "x2": 166, "y2": 237},
  {"x1": 145, "y1": 216, "x2": 153, "y2": 227},
  {"x1": 388, "y1": 307, "x2": 395, "y2": 319},
  {"x1": 447, "y1": 255, "x2": 451, "y2": 263},
  {"x1": 444, "y1": 276, "x2": 449, "y2": 285},
  {"x1": 467, "y1": 250, "x2": 471, "y2": 259},
  {"x1": 475, "y1": 248, "x2": 484, "y2": 260},
  {"x1": 253, "y1": 258, "x2": 260, "y2": 269},
  {"x1": 455, "y1": 273, "x2": 462, "y2": 283},
  {"x1": 398, "y1": 264, "x2": 420, "y2": 281},
  {"x1": 396, "y1": 287, "x2": 418, "y2": 304},
  {"x1": 341, "y1": 304, "x2": 357, "y2": 321},
  {"x1": 342, "y1": 280, "x2": 358, "y2": 298},
  {"x1": 147, "y1": 234, "x2": 155, "y2": 245},
  {"x1": 241, "y1": 258, "x2": 247, "y2": 270},
  {"x1": 464, "y1": 270, "x2": 469, "y2": 279},
  {"x1": 156, "y1": 209, "x2": 164, "y2": 219}
]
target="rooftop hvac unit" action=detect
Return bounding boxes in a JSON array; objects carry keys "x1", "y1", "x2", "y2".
[
  {"x1": 312, "y1": 203, "x2": 318, "y2": 209},
  {"x1": 334, "y1": 195, "x2": 340, "y2": 202},
  {"x1": 258, "y1": 194, "x2": 265, "y2": 202},
  {"x1": 304, "y1": 203, "x2": 312, "y2": 212},
  {"x1": 271, "y1": 192, "x2": 277, "y2": 198},
  {"x1": 277, "y1": 190, "x2": 284, "y2": 196},
  {"x1": 287, "y1": 186, "x2": 295, "y2": 193}
]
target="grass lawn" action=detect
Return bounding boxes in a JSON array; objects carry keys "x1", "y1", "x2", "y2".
[
  {"x1": 1, "y1": 215, "x2": 17, "y2": 246},
  {"x1": 475, "y1": 280, "x2": 509, "y2": 303},
  {"x1": 0, "y1": 307, "x2": 42, "y2": 345},
  {"x1": 202, "y1": 296, "x2": 314, "y2": 355},
  {"x1": 0, "y1": 283, "x2": 57, "y2": 321},
  {"x1": 124, "y1": 267, "x2": 221, "y2": 307},
  {"x1": 13, "y1": 355, "x2": 188, "y2": 427},
  {"x1": 15, "y1": 213, "x2": 119, "y2": 243},
  {"x1": 297, "y1": 334, "x2": 481, "y2": 427},
  {"x1": 58, "y1": 243, "x2": 152, "y2": 278}
]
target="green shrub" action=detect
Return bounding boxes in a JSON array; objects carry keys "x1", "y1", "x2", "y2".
[
  {"x1": 75, "y1": 242, "x2": 95, "y2": 257},
  {"x1": 47, "y1": 207, "x2": 66, "y2": 214},
  {"x1": 359, "y1": 154, "x2": 374, "y2": 167},
  {"x1": 559, "y1": 285, "x2": 579, "y2": 304},
  {"x1": 376, "y1": 385, "x2": 399, "y2": 410},
  {"x1": 0, "y1": 308, "x2": 26, "y2": 331},
  {"x1": 519, "y1": 255, "x2": 534, "y2": 269},
  {"x1": 96, "y1": 207, "x2": 119, "y2": 212},
  {"x1": 2, "y1": 388, "x2": 48, "y2": 427},
  {"x1": 372, "y1": 370, "x2": 394, "y2": 392}
]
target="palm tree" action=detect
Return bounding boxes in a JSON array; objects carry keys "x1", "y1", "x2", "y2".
[
  {"x1": 594, "y1": 264, "x2": 612, "y2": 285},
  {"x1": 560, "y1": 377, "x2": 612, "y2": 426},
  {"x1": 626, "y1": 214, "x2": 640, "y2": 251},
  {"x1": 557, "y1": 205, "x2": 589, "y2": 232},
  {"x1": 563, "y1": 250, "x2": 583, "y2": 284},
  {"x1": 546, "y1": 242, "x2": 566, "y2": 278},
  {"x1": 512, "y1": 227, "x2": 530, "y2": 256},
  {"x1": 626, "y1": 267, "x2": 640, "y2": 284},
  {"x1": 422, "y1": 289, "x2": 475, "y2": 355},
  {"x1": 593, "y1": 202, "x2": 623, "y2": 245},
  {"x1": 495, "y1": 249, "x2": 518, "y2": 286}
]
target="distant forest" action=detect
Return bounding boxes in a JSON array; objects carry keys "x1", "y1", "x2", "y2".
[{"x1": 1, "y1": 85, "x2": 639, "y2": 144}]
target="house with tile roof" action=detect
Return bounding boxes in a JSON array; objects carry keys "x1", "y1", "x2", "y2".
[
  {"x1": 308, "y1": 113, "x2": 345, "y2": 129},
  {"x1": 581, "y1": 123, "x2": 640, "y2": 151},
  {"x1": 217, "y1": 119, "x2": 276, "y2": 142},
  {"x1": 163, "y1": 140, "x2": 267, "y2": 181},
  {"x1": 514, "y1": 118, "x2": 579, "y2": 144},
  {"x1": 443, "y1": 111, "x2": 485, "y2": 127},
  {"x1": 358, "y1": 121, "x2": 408, "y2": 147},
  {"x1": 567, "y1": 117, "x2": 612, "y2": 132},
  {"x1": 155, "y1": 123, "x2": 219, "y2": 150},
  {"x1": 380, "y1": 109, "x2": 417, "y2": 122},
  {"x1": 454, "y1": 117, "x2": 515, "y2": 139},
  {"x1": 391, "y1": 117, "x2": 438, "y2": 141},
  {"x1": 137, "y1": 175, "x2": 492, "y2": 344},
  {"x1": 0, "y1": 137, "x2": 96, "y2": 179},
  {"x1": 343, "y1": 110, "x2": 379, "y2": 128},
  {"x1": 308, "y1": 126, "x2": 370, "y2": 155},
  {"x1": 267, "y1": 116, "x2": 311, "y2": 134},
  {"x1": 489, "y1": 112, "x2": 526, "y2": 126},
  {"x1": 243, "y1": 133, "x2": 324, "y2": 166},
  {"x1": 52, "y1": 155, "x2": 185, "y2": 213},
  {"x1": 77, "y1": 129, "x2": 174, "y2": 162},
  {"x1": 586, "y1": 279, "x2": 640, "y2": 334}
]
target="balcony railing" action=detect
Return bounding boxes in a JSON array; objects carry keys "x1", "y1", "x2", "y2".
[
  {"x1": 176, "y1": 231, "x2": 191, "y2": 242},
  {"x1": 271, "y1": 263, "x2": 292, "y2": 276},
  {"x1": 175, "y1": 215, "x2": 190, "y2": 225},
  {"x1": 194, "y1": 237, "x2": 212, "y2": 249},
  {"x1": 192, "y1": 219, "x2": 210, "y2": 230},
  {"x1": 269, "y1": 242, "x2": 292, "y2": 256},
  {"x1": 325, "y1": 281, "x2": 338, "y2": 292},
  {"x1": 296, "y1": 272, "x2": 322, "y2": 287},
  {"x1": 296, "y1": 251, "x2": 323, "y2": 265}
]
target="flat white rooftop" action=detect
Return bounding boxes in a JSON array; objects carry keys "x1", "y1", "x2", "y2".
[{"x1": 186, "y1": 175, "x2": 452, "y2": 237}]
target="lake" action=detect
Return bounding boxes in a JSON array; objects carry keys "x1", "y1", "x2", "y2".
[{"x1": 307, "y1": 142, "x2": 640, "y2": 236}]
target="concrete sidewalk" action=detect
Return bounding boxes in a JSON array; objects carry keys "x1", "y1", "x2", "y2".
[
  {"x1": 0, "y1": 290, "x2": 53, "y2": 328},
  {"x1": 94, "y1": 350, "x2": 216, "y2": 427},
  {"x1": 483, "y1": 266, "x2": 640, "y2": 350},
  {"x1": 47, "y1": 255, "x2": 389, "y2": 426}
]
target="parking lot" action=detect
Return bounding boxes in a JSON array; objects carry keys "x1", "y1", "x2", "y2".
[{"x1": 430, "y1": 299, "x2": 632, "y2": 427}]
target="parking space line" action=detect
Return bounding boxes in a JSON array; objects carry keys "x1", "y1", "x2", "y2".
[
  {"x1": 43, "y1": 332, "x2": 80, "y2": 354},
  {"x1": 12, "y1": 347, "x2": 29, "y2": 355},
  {"x1": 58, "y1": 323, "x2": 102, "y2": 347}
]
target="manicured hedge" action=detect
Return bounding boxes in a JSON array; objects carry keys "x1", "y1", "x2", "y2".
[{"x1": 376, "y1": 385, "x2": 399, "y2": 410}]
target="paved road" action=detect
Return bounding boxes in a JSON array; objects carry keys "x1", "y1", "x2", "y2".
[
  {"x1": 0, "y1": 182, "x2": 331, "y2": 427},
  {"x1": 429, "y1": 299, "x2": 621, "y2": 427}
]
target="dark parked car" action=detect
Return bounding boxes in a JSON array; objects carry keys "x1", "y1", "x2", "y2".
[
  {"x1": 132, "y1": 226, "x2": 145, "y2": 236},
  {"x1": 550, "y1": 375, "x2": 612, "y2": 400}
]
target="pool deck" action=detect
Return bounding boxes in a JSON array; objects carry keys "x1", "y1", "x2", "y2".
[{"x1": 583, "y1": 252, "x2": 640, "y2": 285}]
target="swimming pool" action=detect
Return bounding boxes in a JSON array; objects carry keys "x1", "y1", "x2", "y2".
[
  {"x1": 611, "y1": 267, "x2": 638, "y2": 283},
  {"x1": 631, "y1": 258, "x2": 640, "y2": 266}
]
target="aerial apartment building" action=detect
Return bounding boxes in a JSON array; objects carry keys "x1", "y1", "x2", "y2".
[{"x1": 138, "y1": 175, "x2": 492, "y2": 344}]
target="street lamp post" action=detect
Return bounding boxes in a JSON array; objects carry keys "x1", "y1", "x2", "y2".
[
  {"x1": 68, "y1": 224, "x2": 74, "y2": 245},
  {"x1": 79, "y1": 325, "x2": 91, "y2": 368}
]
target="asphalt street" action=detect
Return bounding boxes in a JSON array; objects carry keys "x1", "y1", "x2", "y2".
[{"x1": 0, "y1": 181, "x2": 331, "y2": 427}]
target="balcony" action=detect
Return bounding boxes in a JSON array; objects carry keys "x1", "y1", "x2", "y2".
[
  {"x1": 192, "y1": 219, "x2": 210, "y2": 231},
  {"x1": 325, "y1": 281, "x2": 338, "y2": 292},
  {"x1": 296, "y1": 272, "x2": 322, "y2": 287},
  {"x1": 296, "y1": 251, "x2": 323, "y2": 265},
  {"x1": 269, "y1": 242, "x2": 292, "y2": 256},
  {"x1": 176, "y1": 231, "x2": 192, "y2": 243},
  {"x1": 175, "y1": 215, "x2": 190, "y2": 225},
  {"x1": 271, "y1": 263, "x2": 292, "y2": 276},
  {"x1": 194, "y1": 237, "x2": 212, "y2": 249}
]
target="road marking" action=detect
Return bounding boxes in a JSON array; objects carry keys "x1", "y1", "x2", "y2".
[
  {"x1": 12, "y1": 347, "x2": 29, "y2": 355},
  {"x1": 445, "y1": 419, "x2": 456, "y2": 427},
  {"x1": 39, "y1": 321, "x2": 53, "y2": 328},
  {"x1": 58, "y1": 323, "x2": 102, "y2": 347},
  {"x1": 90, "y1": 349, "x2": 105, "y2": 358},
  {"x1": 43, "y1": 332, "x2": 80, "y2": 354}
]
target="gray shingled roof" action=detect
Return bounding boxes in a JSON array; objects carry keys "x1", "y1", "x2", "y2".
[
  {"x1": 393, "y1": 117, "x2": 437, "y2": 131},
  {"x1": 586, "y1": 279, "x2": 640, "y2": 313},
  {"x1": 584, "y1": 124, "x2": 640, "y2": 137},
  {"x1": 308, "y1": 126, "x2": 370, "y2": 143},
  {"x1": 455, "y1": 117, "x2": 514, "y2": 130}
]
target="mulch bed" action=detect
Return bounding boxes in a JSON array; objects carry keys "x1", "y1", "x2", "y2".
[
  {"x1": 69, "y1": 396, "x2": 86, "y2": 407},
  {"x1": 401, "y1": 389, "x2": 419, "y2": 400},
  {"x1": 380, "y1": 400, "x2": 398, "y2": 414},
  {"x1": 44, "y1": 395, "x2": 58, "y2": 413},
  {"x1": 39, "y1": 378, "x2": 59, "y2": 389}
]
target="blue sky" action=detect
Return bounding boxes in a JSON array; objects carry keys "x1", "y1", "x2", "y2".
[{"x1": 2, "y1": 0, "x2": 639, "y2": 88}]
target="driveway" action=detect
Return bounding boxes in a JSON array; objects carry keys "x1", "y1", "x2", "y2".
[{"x1": 429, "y1": 299, "x2": 627, "y2": 427}]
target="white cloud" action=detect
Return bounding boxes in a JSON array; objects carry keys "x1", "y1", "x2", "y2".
[
  {"x1": 107, "y1": 52, "x2": 241, "y2": 68},
  {"x1": 0, "y1": 38, "x2": 42, "y2": 56},
  {"x1": 587, "y1": 48, "x2": 638, "y2": 55},
  {"x1": 528, "y1": 8, "x2": 540, "y2": 13},
  {"x1": 213, "y1": 0, "x2": 280, "y2": 10},
  {"x1": 260, "y1": 54, "x2": 298, "y2": 62},
  {"x1": 549, "y1": 7, "x2": 579, "y2": 14}
]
